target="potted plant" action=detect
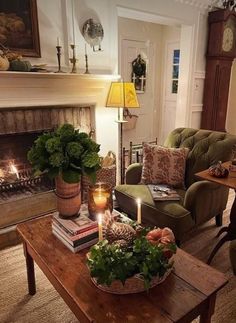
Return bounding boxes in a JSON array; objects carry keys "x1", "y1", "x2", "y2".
[
  {"x1": 28, "y1": 123, "x2": 101, "y2": 217},
  {"x1": 87, "y1": 226, "x2": 177, "y2": 293}
]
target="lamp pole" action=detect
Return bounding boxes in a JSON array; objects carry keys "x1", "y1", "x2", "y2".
[{"x1": 116, "y1": 108, "x2": 127, "y2": 184}]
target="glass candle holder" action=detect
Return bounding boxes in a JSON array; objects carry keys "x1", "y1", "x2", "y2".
[{"x1": 88, "y1": 182, "x2": 113, "y2": 217}]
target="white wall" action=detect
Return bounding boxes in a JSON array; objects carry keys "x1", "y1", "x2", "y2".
[{"x1": 226, "y1": 60, "x2": 236, "y2": 135}]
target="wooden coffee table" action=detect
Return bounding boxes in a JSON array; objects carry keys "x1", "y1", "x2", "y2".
[
  {"x1": 17, "y1": 216, "x2": 227, "y2": 323},
  {"x1": 196, "y1": 161, "x2": 236, "y2": 264}
]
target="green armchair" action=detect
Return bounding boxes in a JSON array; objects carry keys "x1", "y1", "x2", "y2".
[{"x1": 115, "y1": 128, "x2": 236, "y2": 242}]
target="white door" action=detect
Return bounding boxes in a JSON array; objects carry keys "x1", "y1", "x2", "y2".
[
  {"x1": 161, "y1": 42, "x2": 180, "y2": 142},
  {"x1": 120, "y1": 39, "x2": 155, "y2": 148}
]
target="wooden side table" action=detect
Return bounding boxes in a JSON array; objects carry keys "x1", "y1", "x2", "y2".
[{"x1": 196, "y1": 161, "x2": 236, "y2": 263}]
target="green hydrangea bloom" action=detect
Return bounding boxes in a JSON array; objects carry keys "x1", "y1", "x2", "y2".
[
  {"x1": 66, "y1": 142, "x2": 83, "y2": 159},
  {"x1": 82, "y1": 138, "x2": 100, "y2": 152},
  {"x1": 76, "y1": 132, "x2": 89, "y2": 141},
  {"x1": 35, "y1": 133, "x2": 52, "y2": 150},
  {"x1": 56, "y1": 124, "x2": 75, "y2": 142},
  {"x1": 82, "y1": 152, "x2": 100, "y2": 168},
  {"x1": 49, "y1": 152, "x2": 64, "y2": 168},
  {"x1": 45, "y1": 137, "x2": 62, "y2": 154}
]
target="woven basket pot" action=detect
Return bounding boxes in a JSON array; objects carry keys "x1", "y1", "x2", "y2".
[
  {"x1": 91, "y1": 268, "x2": 172, "y2": 294},
  {"x1": 55, "y1": 175, "x2": 81, "y2": 218}
]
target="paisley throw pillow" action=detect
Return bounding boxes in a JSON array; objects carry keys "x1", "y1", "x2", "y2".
[{"x1": 141, "y1": 144, "x2": 189, "y2": 188}]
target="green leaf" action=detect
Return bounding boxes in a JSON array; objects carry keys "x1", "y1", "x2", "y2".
[
  {"x1": 47, "y1": 167, "x2": 59, "y2": 179},
  {"x1": 62, "y1": 169, "x2": 81, "y2": 183}
]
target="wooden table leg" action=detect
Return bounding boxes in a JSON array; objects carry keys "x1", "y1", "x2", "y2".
[
  {"x1": 23, "y1": 242, "x2": 36, "y2": 295},
  {"x1": 208, "y1": 190, "x2": 236, "y2": 264},
  {"x1": 200, "y1": 294, "x2": 216, "y2": 323}
]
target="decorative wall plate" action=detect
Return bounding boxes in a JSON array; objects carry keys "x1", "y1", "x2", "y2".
[{"x1": 82, "y1": 18, "x2": 104, "y2": 51}]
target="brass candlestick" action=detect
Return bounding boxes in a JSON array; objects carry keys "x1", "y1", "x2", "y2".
[
  {"x1": 84, "y1": 54, "x2": 90, "y2": 74},
  {"x1": 55, "y1": 46, "x2": 64, "y2": 73},
  {"x1": 69, "y1": 44, "x2": 78, "y2": 73}
]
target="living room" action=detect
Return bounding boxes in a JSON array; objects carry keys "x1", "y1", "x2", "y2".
[{"x1": 0, "y1": 0, "x2": 236, "y2": 322}]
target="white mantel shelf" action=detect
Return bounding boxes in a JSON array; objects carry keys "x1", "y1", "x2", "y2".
[{"x1": 0, "y1": 72, "x2": 120, "y2": 108}]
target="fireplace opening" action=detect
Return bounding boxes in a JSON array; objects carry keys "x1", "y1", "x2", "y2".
[
  {"x1": 0, "y1": 129, "x2": 54, "y2": 207},
  {"x1": 0, "y1": 105, "x2": 93, "y2": 230},
  {"x1": 0, "y1": 131, "x2": 54, "y2": 202}
]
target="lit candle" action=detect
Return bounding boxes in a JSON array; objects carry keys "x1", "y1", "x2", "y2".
[
  {"x1": 136, "y1": 198, "x2": 141, "y2": 224},
  {"x1": 57, "y1": 37, "x2": 60, "y2": 47},
  {"x1": 98, "y1": 213, "x2": 103, "y2": 241},
  {"x1": 93, "y1": 190, "x2": 107, "y2": 209}
]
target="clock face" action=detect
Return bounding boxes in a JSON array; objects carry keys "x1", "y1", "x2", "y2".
[{"x1": 222, "y1": 27, "x2": 234, "y2": 52}]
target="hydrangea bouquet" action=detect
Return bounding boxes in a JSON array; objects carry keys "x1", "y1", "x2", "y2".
[{"x1": 28, "y1": 123, "x2": 101, "y2": 183}]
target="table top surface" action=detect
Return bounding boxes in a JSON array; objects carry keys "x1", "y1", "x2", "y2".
[
  {"x1": 195, "y1": 161, "x2": 236, "y2": 190},
  {"x1": 17, "y1": 216, "x2": 228, "y2": 323}
]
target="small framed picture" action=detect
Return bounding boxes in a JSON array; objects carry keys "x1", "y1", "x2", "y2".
[{"x1": 0, "y1": 0, "x2": 41, "y2": 57}]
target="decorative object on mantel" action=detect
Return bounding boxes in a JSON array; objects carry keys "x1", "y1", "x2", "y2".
[
  {"x1": 0, "y1": 51, "x2": 9, "y2": 71},
  {"x1": 69, "y1": 44, "x2": 78, "y2": 73},
  {"x1": 27, "y1": 123, "x2": 101, "y2": 218},
  {"x1": 208, "y1": 161, "x2": 229, "y2": 178},
  {"x1": 84, "y1": 43, "x2": 90, "y2": 74},
  {"x1": 131, "y1": 54, "x2": 146, "y2": 93},
  {"x1": 0, "y1": 42, "x2": 32, "y2": 71},
  {"x1": 106, "y1": 82, "x2": 139, "y2": 183},
  {"x1": 87, "y1": 214, "x2": 177, "y2": 294},
  {"x1": 82, "y1": 18, "x2": 104, "y2": 51},
  {"x1": 55, "y1": 37, "x2": 65, "y2": 73},
  {"x1": 10, "y1": 59, "x2": 32, "y2": 72}
]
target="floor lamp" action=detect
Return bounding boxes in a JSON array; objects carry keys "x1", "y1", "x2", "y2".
[{"x1": 106, "y1": 82, "x2": 139, "y2": 183}]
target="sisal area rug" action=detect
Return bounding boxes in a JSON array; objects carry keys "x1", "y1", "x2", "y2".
[{"x1": 0, "y1": 193, "x2": 235, "y2": 322}]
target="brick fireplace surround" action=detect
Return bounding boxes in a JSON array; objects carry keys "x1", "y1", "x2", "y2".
[{"x1": 0, "y1": 72, "x2": 119, "y2": 249}]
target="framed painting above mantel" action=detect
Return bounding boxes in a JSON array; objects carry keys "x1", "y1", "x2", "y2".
[{"x1": 0, "y1": 0, "x2": 41, "y2": 57}]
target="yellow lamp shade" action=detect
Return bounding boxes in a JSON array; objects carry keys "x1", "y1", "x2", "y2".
[{"x1": 106, "y1": 82, "x2": 139, "y2": 109}]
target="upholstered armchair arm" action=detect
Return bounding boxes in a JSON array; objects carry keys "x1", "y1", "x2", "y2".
[
  {"x1": 125, "y1": 163, "x2": 143, "y2": 184},
  {"x1": 184, "y1": 180, "x2": 229, "y2": 224}
]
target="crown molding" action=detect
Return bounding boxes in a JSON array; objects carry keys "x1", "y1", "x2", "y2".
[{"x1": 174, "y1": 0, "x2": 222, "y2": 11}]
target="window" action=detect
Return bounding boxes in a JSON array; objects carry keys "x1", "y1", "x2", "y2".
[{"x1": 171, "y1": 49, "x2": 180, "y2": 94}]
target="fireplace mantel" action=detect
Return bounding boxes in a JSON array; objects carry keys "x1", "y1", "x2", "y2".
[{"x1": 0, "y1": 72, "x2": 119, "y2": 108}]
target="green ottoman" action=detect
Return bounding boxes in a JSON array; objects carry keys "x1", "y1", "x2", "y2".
[{"x1": 230, "y1": 240, "x2": 236, "y2": 275}]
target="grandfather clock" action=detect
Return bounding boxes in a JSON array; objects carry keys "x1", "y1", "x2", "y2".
[{"x1": 201, "y1": 9, "x2": 236, "y2": 131}]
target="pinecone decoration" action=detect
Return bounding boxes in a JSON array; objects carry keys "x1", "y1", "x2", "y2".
[{"x1": 102, "y1": 211, "x2": 136, "y2": 248}]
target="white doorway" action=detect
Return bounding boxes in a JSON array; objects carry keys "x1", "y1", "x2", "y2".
[
  {"x1": 120, "y1": 38, "x2": 156, "y2": 148},
  {"x1": 161, "y1": 42, "x2": 180, "y2": 142}
]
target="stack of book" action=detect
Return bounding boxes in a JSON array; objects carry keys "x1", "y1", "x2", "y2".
[
  {"x1": 148, "y1": 184, "x2": 180, "y2": 201},
  {"x1": 52, "y1": 205, "x2": 99, "y2": 253}
]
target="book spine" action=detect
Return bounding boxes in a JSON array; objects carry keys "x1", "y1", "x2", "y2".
[
  {"x1": 53, "y1": 227, "x2": 98, "y2": 247},
  {"x1": 53, "y1": 217, "x2": 97, "y2": 235},
  {"x1": 52, "y1": 231, "x2": 98, "y2": 253},
  {"x1": 52, "y1": 222, "x2": 98, "y2": 243},
  {"x1": 73, "y1": 238, "x2": 99, "y2": 253}
]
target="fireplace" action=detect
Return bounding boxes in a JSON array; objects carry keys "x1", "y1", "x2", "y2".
[{"x1": 0, "y1": 105, "x2": 93, "y2": 231}]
